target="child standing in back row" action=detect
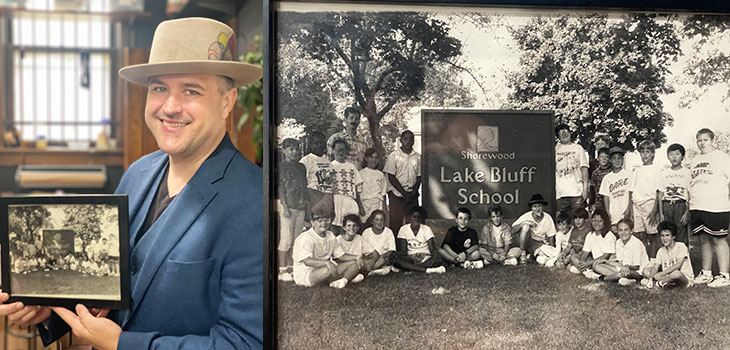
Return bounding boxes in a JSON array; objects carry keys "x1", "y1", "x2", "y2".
[
  {"x1": 629, "y1": 140, "x2": 662, "y2": 260},
  {"x1": 360, "y1": 148, "x2": 387, "y2": 221},
  {"x1": 659, "y1": 143, "x2": 691, "y2": 246},
  {"x1": 278, "y1": 138, "x2": 307, "y2": 282}
]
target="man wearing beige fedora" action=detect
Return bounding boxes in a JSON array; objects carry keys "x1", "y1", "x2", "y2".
[{"x1": 0, "y1": 17, "x2": 263, "y2": 349}]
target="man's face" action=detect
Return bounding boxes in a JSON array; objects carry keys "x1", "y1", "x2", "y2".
[
  {"x1": 667, "y1": 150, "x2": 684, "y2": 167},
  {"x1": 696, "y1": 133, "x2": 714, "y2": 154},
  {"x1": 455, "y1": 212, "x2": 470, "y2": 231},
  {"x1": 344, "y1": 112, "x2": 360, "y2": 133},
  {"x1": 558, "y1": 129, "x2": 571, "y2": 144},
  {"x1": 145, "y1": 74, "x2": 234, "y2": 161},
  {"x1": 610, "y1": 153, "x2": 624, "y2": 170}
]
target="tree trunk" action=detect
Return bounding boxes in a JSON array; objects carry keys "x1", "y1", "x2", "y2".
[{"x1": 362, "y1": 94, "x2": 386, "y2": 169}]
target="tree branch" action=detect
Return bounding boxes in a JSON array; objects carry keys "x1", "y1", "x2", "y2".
[{"x1": 445, "y1": 60, "x2": 488, "y2": 96}]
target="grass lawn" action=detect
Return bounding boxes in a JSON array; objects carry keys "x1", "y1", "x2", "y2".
[
  {"x1": 11, "y1": 269, "x2": 120, "y2": 298},
  {"x1": 277, "y1": 237, "x2": 730, "y2": 349}
]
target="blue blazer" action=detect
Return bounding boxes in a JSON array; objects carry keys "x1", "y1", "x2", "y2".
[{"x1": 41, "y1": 135, "x2": 263, "y2": 349}]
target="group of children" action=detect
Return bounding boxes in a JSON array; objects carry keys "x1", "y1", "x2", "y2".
[
  {"x1": 11, "y1": 236, "x2": 119, "y2": 277},
  {"x1": 281, "y1": 127, "x2": 730, "y2": 290},
  {"x1": 278, "y1": 134, "x2": 389, "y2": 281}
]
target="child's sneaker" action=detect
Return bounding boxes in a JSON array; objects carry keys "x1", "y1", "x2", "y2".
[
  {"x1": 708, "y1": 275, "x2": 730, "y2": 288},
  {"x1": 390, "y1": 266, "x2": 401, "y2": 273},
  {"x1": 461, "y1": 261, "x2": 474, "y2": 269},
  {"x1": 519, "y1": 252, "x2": 527, "y2": 264},
  {"x1": 329, "y1": 277, "x2": 348, "y2": 289},
  {"x1": 657, "y1": 280, "x2": 668, "y2": 288},
  {"x1": 569, "y1": 265, "x2": 581, "y2": 274},
  {"x1": 503, "y1": 258, "x2": 518, "y2": 266},
  {"x1": 472, "y1": 260, "x2": 484, "y2": 269},
  {"x1": 694, "y1": 273, "x2": 714, "y2": 284},
  {"x1": 483, "y1": 259, "x2": 491, "y2": 266},
  {"x1": 426, "y1": 266, "x2": 447, "y2": 274},
  {"x1": 618, "y1": 278, "x2": 636, "y2": 286},
  {"x1": 640, "y1": 278, "x2": 654, "y2": 289},
  {"x1": 536, "y1": 255, "x2": 547, "y2": 265},
  {"x1": 545, "y1": 257, "x2": 557, "y2": 268},
  {"x1": 277, "y1": 272, "x2": 293, "y2": 282},
  {"x1": 368, "y1": 266, "x2": 391, "y2": 276},
  {"x1": 351, "y1": 274, "x2": 365, "y2": 283},
  {"x1": 583, "y1": 269, "x2": 600, "y2": 280}
]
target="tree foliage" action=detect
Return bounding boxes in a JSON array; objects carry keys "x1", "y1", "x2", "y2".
[
  {"x1": 681, "y1": 15, "x2": 730, "y2": 105},
  {"x1": 505, "y1": 14, "x2": 681, "y2": 152},
  {"x1": 278, "y1": 11, "x2": 467, "y2": 157},
  {"x1": 9, "y1": 205, "x2": 50, "y2": 243},
  {"x1": 62, "y1": 205, "x2": 114, "y2": 249}
]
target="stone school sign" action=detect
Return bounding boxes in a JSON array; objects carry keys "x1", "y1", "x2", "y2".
[{"x1": 422, "y1": 110, "x2": 555, "y2": 221}]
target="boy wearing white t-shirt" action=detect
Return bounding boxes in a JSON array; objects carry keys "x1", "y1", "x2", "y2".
[
  {"x1": 292, "y1": 207, "x2": 361, "y2": 289},
  {"x1": 593, "y1": 218, "x2": 649, "y2": 285},
  {"x1": 659, "y1": 143, "x2": 691, "y2": 246},
  {"x1": 555, "y1": 124, "x2": 589, "y2": 216},
  {"x1": 629, "y1": 140, "x2": 662, "y2": 259},
  {"x1": 689, "y1": 128, "x2": 730, "y2": 288},
  {"x1": 642, "y1": 221, "x2": 694, "y2": 289},
  {"x1": 599, "y1": 146, "x2": 632, "y2": 229}
]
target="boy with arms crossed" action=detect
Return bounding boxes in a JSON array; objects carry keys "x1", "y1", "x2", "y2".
[
  {"x1": 689, "y1": 128, "x2": 730, "y2": 288},
  {"x1": 439, "y1": 207, "x2": 482, "y2": 268}
]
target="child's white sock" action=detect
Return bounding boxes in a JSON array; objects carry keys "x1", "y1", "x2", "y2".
[{"x1": 703, "y1": 270, "x2": 712, "y2": 276}]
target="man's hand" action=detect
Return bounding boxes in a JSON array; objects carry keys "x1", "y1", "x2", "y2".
[
  {"x1": 0, "y1": 291, "x2": 51, "y2": 327},
  {"x1": 52, "y1": 304, "x2": 121, "y2": 350}
]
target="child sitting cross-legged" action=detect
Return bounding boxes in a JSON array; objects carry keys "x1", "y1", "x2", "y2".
[
  {"x1": 570, "y1": 209, "x2": 616, "y2": 279},
  {"x1": 438, "y1": 207, "x2": 482, "y2": 269},
  {"x1": 292, "y1": 206, "x2": 363, "y2": 289},
  {"x1": 551, "y1": 212, "x2": 573, "y2": 268},
  {"x1": 592, "y1": 218, "x2": 649, "y2": 286},
  {"x1": 392, "y1": 206, "x2": 447, "y2": 274},
  {"x1": 641, "y1": 221, "x2": 695, "y2": 289},
  {"x1": 361, "y1": 210, "x2": 397, "y2": 276},
  {"x1": 478, "y1": 204, "x2": 522, "y2": 266},
  {"x1": 336, "y1": 214, "x2": 380, "y2": 282}
]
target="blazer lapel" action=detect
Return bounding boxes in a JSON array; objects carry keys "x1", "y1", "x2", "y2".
[
  {"x1": 125, "y1": 159, "x2": 168, "y2": 251},
  {"x1": 120, "y1": 136, "x2": 235, "y2": 328}
]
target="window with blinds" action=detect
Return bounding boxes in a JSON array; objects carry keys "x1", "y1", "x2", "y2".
[{"x1": 3, "y1": 0, "x2": 116, "y2": 144}]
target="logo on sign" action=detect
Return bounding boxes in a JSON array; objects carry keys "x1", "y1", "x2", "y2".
[{"x1": 477, "y1": 126, "x2": 499, "y2": 152}]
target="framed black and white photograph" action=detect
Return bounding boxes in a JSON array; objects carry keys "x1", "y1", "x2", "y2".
[
  {"x1": 266, "y1": 1, "x2": 730, "y2": 349},
  {"x1": 0, "y1": 195, "x2": 130, "y2": 309}
]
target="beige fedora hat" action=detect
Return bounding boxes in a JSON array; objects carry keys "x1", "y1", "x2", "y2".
[{"x1": 119, "y1": 17, "x2": 262, "y2": 88}]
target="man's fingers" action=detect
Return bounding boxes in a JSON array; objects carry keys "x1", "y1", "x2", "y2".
[{"x1": 51, "y1": 306, "x2": 84, "y2": 331}]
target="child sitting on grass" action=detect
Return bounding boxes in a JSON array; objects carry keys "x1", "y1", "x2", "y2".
[
  {"x1": 641, "y1": 221, "x2": 694, "y2": 289},
  {"x1": 570, "y1": 209, "x2": 615, "y2": 279},
  {"x1": 438, "y1": 207, "x2": 482, "y2": 268},
  {"x1": 593, "y1": 218, "x2": 649, "y2": 285},
  {"x1": 292, "y1": 206, "x2": 362, "y2": 289},
  {"x1": 361, "y1": 210, "x2": 396, "y2": 275},
  {"x1": 336, "y1": 214, "x2": 380, "y2": 282},
  {"x1": 479, "y1": 204, "x2": 522, "y2": 266},
  {"x1": 393, "y1": 206, "x2": 446, "y2": 274},
  {"x1": 549, "y1": 212, "x2": 572, "y2": 267},
  {"x1": 560, "y1": 208, "x2": 591, "y2": 270}
]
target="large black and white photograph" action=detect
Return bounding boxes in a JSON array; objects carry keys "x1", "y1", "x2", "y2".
[
  {"x1": 271, "y1": 1, "x2": 730, "y2": 349},
  {"x1": 1, "y1": 196, "x2": 129, "y2": 308}
]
